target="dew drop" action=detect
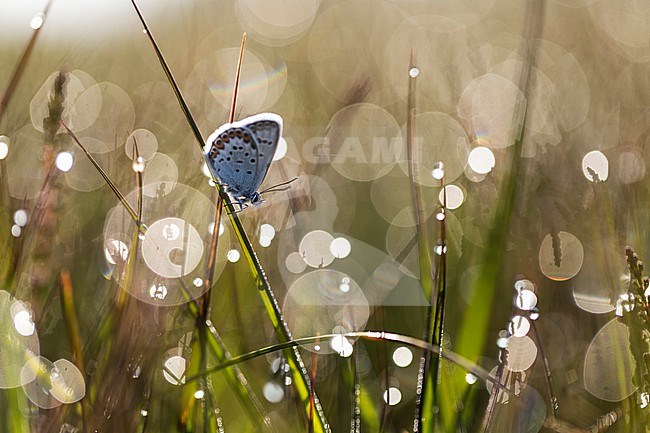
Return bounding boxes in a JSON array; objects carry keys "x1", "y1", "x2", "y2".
[
  {"x1": 431, "y1": 161, "x2": 445, "y2": 180},
  {"x1": 30, "y1": 13, "x2": 45, "y2": 30},
  {"x1": 56, "y1": 152, "x2": 74, "y2": 172},
  {"x1": 132, "y1": 156, "x2": 145, "y2": 173}
]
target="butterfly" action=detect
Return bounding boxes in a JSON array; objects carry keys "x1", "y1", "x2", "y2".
[{"x1": 203, "y1": 113, "x2": 294, "y2": 210}]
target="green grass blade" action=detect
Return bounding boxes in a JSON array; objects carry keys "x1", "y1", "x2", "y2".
[
  {"x1": 180, "y1": 290, "x2": 277, "y2": 432},
  {"x1": 59, "y1": 268, "x2": 89, "y2": 430},
  {"x1": 442, "y1": 3, "x2": 548, "y2": 431},
  {"x1": 1, "y1": 388, "x2": 30, "y2": 433},
  {"x1": 405, "y1": 55, "x2": 446, "y2": 433},
  {"x1": 128, "y1": 2, "x2": 329, "y2": 431},
  {"x1": 186, "y1": 331, "x2": 509, "y2": 395}
]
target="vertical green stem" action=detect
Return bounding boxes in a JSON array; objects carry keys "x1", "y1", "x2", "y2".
[{"x1": 128, "y1": 2, "x2": 328, "y2": 430}]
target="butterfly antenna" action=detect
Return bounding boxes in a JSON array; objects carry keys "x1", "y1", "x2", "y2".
[
  {"x1": 262, "y1": 185, "x2": 292, "y2": 194},
  {"x1": 229, "y1": 32, "x2": 246, "y2": 123},
  {"x1": 260, "y1": 177, "x2": 299, "y2": 194}
]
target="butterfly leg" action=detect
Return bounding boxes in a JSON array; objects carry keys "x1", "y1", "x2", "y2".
[
  {"x1": 227, "y1": 207, "x2": 245, "y2": 215},
  {"x1": 226, "y1": 198, "x2": 248, "y2": 214},
  {"x1": 237, "y1": 199, "x2": 249, "y2": 212}
]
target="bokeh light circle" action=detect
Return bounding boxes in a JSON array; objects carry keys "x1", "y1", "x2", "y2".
[
  {"x1": 162, "y1": 348, "x2": 186, "y2": 385},
  {"x1": 398, "y1": 112, "x2": 470, "y2": 185},
  {"x1": 539, "y1": 231, "x2": 584, "y2": 281},
  {"x1": 325, "y1": 103, "x2": 402, "y2": 182},
  {"x1": 383, "y1": 387, "x2": 402, "y2": 406},
  {"x1": 584, "y1": 319, "x2": 636, "y2": 401},
  {"x1": 283, "y1": 270, "x2": 369, "y2": 353},
  {"x1": 56, "y1": 152, "x2": 74, "y2": 172},
  {"x1": 330, "y1": 333, "x2": 354, "y2": 357},
  {"x1": 515, "y1": 279, "x2": 535, "y2": 292},
  {"x1": 103, "y1": 184, "x2": 228, "y2": 306},
  {"x1": 459, "y1": 74, "x2": 524, "y2": 149},
  {"x1": 582, "y1": 150, "x2": 608, "y2": 181},
  {"x1": 142, "y1": 153, "x2": 179, "y2": 198},
  {"x1": 13, "y1": 209, "x2": 28, "y2": 227},
  {"x1": 285, "y1": 251, "x2": 308, "y2": 274},
  {"x1": 0, "y1": 290, "x2": 40, "y2": 389},
  {"x1": 330, "y1": 237, "x2": 351, "y2": 259},
  {"x1": 11, "y1": 302, "x2": 35, "y2": 337},
  {"x1": 515, "y1": 290, "x2": 537, "y2": 311},
  {"x1": 468, "y1": 146, "x2": 495, "y2": 174},
  {"x1": 73, "y1": 82, "x2": 136, "y2": 152},
  {"x1": 259, "y1": 223, "x2": 276, "y2": 246},
  {"x1": 505, "y1": 336, "x2": 537, "y2": 372},
  {"x1": 51, "y1": 359, "x2": 86, "y2": 404},
  {"x1": 263, "y1": 381, "x2": 284, "y2": 403},
  {"x1": 392, "y1": 346, "x2": 413, "y2": 368},
  {"x1": 617, "y1": 147, "x2": 645, "y2": 184},
  {"x1": 273, "y1": 137, "x2": 288, "y2": 161},
  {"x1": 141, "y1": 217, "x2": 204, "y2": 279},
  {"x1": 0, "y1": 135, "x2": 9, "y2": 159},
  {"x1": 299, "y1": 230, "x2": 335, "y2": 268},
  {"x1": 227, "y1": 249, "x2": 241, "y2": 263},
  {"x1": 125, "y1": 129, "x2": 158, "y2": 161},
  {"x1": 509, "y1": 316, "x2": 531, "y2": 337},
  {"x1": 20, "y1": 356, "x2": 61, "y2": 409},
  {"x1": 370, "y1": 168, "x2": 436, "y2": 227},
  {"x1": 438, "y1": 184, "x2": 464, "y2": 210},
  {"x1": 236, "y1": 0, "x2": 320, "y2": 46}
]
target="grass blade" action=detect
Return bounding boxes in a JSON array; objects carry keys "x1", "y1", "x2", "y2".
[
  {"x1": 405, "y1": 54, "x2": 445, "y2": 433},
  {"x1": 186, "y1": 331, "x2": 511, "y2": 395},
  {"x1": 128, "y1": 2, "x2": 329, "y2": 431},
  {"x1": 0, "y1": 1, "x2": 53, "y2": 121},
  {"x1": 447, "y1": 2, "x2": 548, "y2": 431},
  {"x1": 62, "y1": 122, "x2": 142, "y2": 232},
  {"x1": 60, "y1": 268, "x2": 89, "y2": 431},
  {"x1": 0, "y1": 1, "x2": 53, "y2": 268}
]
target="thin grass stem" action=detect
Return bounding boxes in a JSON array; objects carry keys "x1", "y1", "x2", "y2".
[
  {"x1": 59, "y1": 268, "x2": 89, "y2": 432},
  {"x1": 62, "y1": 122, "x2": 144, "y2": 234},
  {"x1": 454, "y1": 2, "x2": 548, "y2": 431},
  {"x1": 128, "y1": 2, "x2": 329, "y2": 431},
  {"x1": 186, "y1": 331, "x2": 511, "y2": 394},
  {"x1": 404, "y1": 53, "x2": 440, "y2": 433},
  {"x1": 0, "y1": 1, "x2": 53, "y2": 120},
  {"x1": 180, "y1": 31, "x2": 244, "y2": 432}
]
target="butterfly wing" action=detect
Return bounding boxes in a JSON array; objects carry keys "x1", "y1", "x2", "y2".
[
  {"x1": 204, "y1": 113, "x2": 282, "y2": 201},
  {"x1": 204, "y1": 126, "x2": 252, "y2": 197},
  {"x1": 242, "y1": 113, "x2": 282, "y2": 193}
]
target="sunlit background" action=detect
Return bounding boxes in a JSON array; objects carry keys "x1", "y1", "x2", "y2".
[{"x1": 1, "y1": 0, "x2": 650, "y2": 432}]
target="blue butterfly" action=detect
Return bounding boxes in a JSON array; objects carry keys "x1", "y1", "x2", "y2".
[{"x1": 203, "y1": 113, "x2": 294, "y2": 210}]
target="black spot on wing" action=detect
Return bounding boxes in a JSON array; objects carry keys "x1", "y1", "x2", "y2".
[{"x1": 241, "y1": 119, "x2": 281, "y2": 192}]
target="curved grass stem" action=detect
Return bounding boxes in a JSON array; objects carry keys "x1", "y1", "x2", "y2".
[{"x1": 186, "y1": 331, "x2": 512, "y2": 396}]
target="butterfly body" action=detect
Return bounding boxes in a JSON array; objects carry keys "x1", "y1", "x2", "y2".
[{"x1": 204, "y1": 113, "x2": 283, "y2": 208}]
